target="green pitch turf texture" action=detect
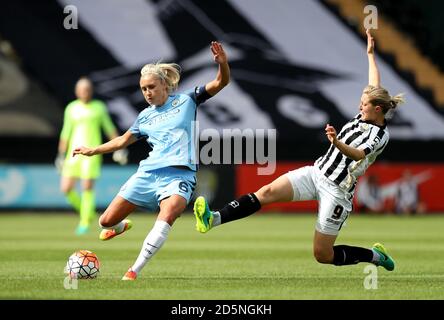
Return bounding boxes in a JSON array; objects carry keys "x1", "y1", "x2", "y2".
[{"x1": 0, "y1": 212, "x2": 443, "y2": 300}]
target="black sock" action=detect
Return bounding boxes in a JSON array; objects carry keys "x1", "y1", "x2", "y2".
[
  {"x1": 333, "y1": 245, "x2": 373, "y2": 266},
  {"x1": 219, "y1": 193, "x2": 261, "y2": 224}
]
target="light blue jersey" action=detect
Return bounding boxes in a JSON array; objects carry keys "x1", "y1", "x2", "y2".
[{"x1": 130, "y1": 86, "x2": 210, "y2": 172}]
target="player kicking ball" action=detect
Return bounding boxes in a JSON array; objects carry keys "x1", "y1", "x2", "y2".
[{"x1": 73, "y1": 41, "x2": 230, "y2": 280}]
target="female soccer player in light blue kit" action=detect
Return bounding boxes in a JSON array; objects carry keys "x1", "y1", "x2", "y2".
[
  {"x1": 194, "y1": 31, "x2": 404, "y2": 271},
  {"x1": 73, "y1": 41, "x2": 230, "y2": 280}
]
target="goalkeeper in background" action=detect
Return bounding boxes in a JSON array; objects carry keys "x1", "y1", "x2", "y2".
[{"x1": 55, "y1": 77, "x2": 128, "y2": 235}]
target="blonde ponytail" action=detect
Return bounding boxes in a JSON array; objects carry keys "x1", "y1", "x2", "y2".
[
  {"x1": 390, "y1": 93, "x2": 405, "y2": 108},
  {"x1": 385, "y1": 93, "x2": 405, "y2": 119},
  {"x1": 140, "y1": 62, "x2": 181, "y2": 93}
]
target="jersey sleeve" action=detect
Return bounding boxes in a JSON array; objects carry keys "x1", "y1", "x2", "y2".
[
  {"x1": 184, "y1": 86, "x2": 212, "y2": 106},
  {"x1": 129, "y1": 113, "x2": 145, "y2": 139},
  {"x1": 59, "y1": 103, "x2": 73, "y2": 141},
  {"x1": 360, "y1": 127, "x2": 389, "y2": 156},
  {"x1": 99, "y1": 101, "x2": 117, "y2": 136}
]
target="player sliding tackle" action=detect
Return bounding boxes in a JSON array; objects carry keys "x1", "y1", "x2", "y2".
[
  {"x1": 73, "y1": 41, "x2": 230, "y2": 280},
  {"x1": 194, "y1": 30, "x2": 404, "y2": 270}
]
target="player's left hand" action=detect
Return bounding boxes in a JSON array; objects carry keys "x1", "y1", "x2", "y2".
[
  {"x1": 325, "y1": 124, "x2": 337, "y2": 144},
  {"x1": 210, "y1": 41, "x2": 227, "y2": 64},
  {"x1": 112, "y1": 149, "x2": 128, "y2": 165}
]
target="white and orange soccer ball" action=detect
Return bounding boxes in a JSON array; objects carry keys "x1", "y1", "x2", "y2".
[{"x1": 65, "y1": 250, "x2": 100, "y2": 279}]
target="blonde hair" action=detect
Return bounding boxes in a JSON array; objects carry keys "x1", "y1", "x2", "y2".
[
  {"x1": 363, "y1": 85, "x2": 405, "y2": 119},
  {"x1": 140, "y1": 62, "x2": 181, "y2": 93}
]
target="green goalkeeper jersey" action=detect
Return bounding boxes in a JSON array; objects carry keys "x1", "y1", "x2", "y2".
[{"x1": 60, "y1": 99, "x2": 116, "y2": 158}]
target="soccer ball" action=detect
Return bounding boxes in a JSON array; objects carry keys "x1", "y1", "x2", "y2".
[{"x1": 65, "y1": 250, "x2": 100, "y2": 279}]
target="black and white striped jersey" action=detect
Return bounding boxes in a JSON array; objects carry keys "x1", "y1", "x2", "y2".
[{"x1": 314, "y1": 114, "x2": 389, "y2": 193}]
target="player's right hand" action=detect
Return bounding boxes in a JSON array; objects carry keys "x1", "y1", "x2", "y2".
[
  {"x1": 325, "y1": 124, "x2": 337, "y2": 144},
  {"x1": 54, "y1": 153, "x2": 65, "y2": 172},
  {"x1": 73, "y1": 146, "x2": 95, "y2": 157}
]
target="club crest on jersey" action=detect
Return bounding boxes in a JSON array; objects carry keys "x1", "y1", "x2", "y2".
[
  {"x1": 172, "y1": 99, "x2": 180, "y2": 107},
  {"x1": 360, "y1": 123, "x2": 370, "y2": 131}
]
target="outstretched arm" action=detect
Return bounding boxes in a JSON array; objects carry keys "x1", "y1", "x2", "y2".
[
  {"x1": 73, "y1": 130, "x2": 137, "y2": 157},
  {"x1": 106, "y1": 130, "x2": 129, "y2": 165},
  {"x1": 205, "y1": 41, "x2": 230, "y2": 96},
  {"x1": 367, "y1": 29, "x2": 380, "y2": 87}
]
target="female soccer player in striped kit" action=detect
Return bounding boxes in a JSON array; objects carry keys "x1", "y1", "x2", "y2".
[
  {"x1": 73, "y1": 41, "x2": 230, "y2": 280},
  {"x1": 194, "y1": 30, "x2": 404, "y2": 271}
]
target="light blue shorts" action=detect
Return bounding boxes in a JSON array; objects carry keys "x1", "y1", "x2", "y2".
[{"x1": 118, "y1": 166, "x2": 197, "y2": 211}]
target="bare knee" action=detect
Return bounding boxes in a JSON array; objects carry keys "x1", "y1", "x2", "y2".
[
  {"x1": 256, "y1": 184, "x2": 274, "y2": 205},
  {"x1": 158, "y1": 196, "x2": 186, "y2": 226},
  {"x1": 313, "y1": 247, "x2": 334, "y2": 264},
  {"x1": 81, "y1": 179, "x2": 95, "y2": 191},
  {"x1": 60, "y1": 183, "x2": 73, "y2": 194},
  {"x1": 61, "y1": 186, "x2": 70, "y2": 194},
  {"x1": 158, "y1": 204, "x2": 182, "y2": 226},
  {"x1": 160, "y1": 214, "x2": 179, "y2": 226},
  {"x1": 255, "y1": 176, "x2": 293, "y2": 205},
  {"x1": 60, "y1": 178, "x2": 75, "y2": 194},
  {"x1": 99, "y1": 214, "x2": 114, "y2": 228}
]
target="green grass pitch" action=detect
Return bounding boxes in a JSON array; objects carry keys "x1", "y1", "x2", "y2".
[{"x1": 0, "y1": 212, "x2": 443, "y2": 299}]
